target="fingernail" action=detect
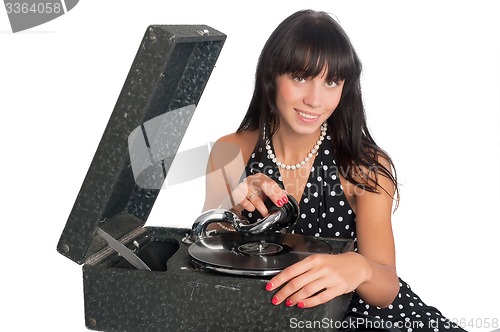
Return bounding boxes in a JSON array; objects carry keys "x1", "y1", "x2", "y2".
[
  {"x1": 282, "y1": 195, "x2": 288, "y2": 203},
  {"x1": 265, "y1": 282, "x2": 273, "y2": 291},
  {"x1": 285, "y1": 299, "x2": 293, "y2": 307},
  {"x1": 297, "y1": 301, "x2": 305, "y2": 308},
  {"x1": 276, "y1": 199, "x2": 283, "y2": 207},
  {"x1": 272, "y1": 296, "x2": 279, "y2": 305}
]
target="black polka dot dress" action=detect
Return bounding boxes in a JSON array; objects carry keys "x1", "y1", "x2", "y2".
[{"x1": 243, "y1": 134, "x2": 466, "y2": 332}]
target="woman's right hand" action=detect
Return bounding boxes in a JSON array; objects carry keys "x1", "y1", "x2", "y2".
[{"x1": 227, "y1": 173, "x2": 288, "y2": 217}]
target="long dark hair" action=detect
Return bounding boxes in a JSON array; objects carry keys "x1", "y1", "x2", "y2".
[{"x1": 237, "y1": 9, "x2": 399, "y2": 203}]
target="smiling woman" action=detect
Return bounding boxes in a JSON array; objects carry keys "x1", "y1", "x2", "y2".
[{"x1": 201, "y1": 9, "x2": 467, "y2": 332}]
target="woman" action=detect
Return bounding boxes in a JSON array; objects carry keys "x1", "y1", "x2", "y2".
[{"x1": 202, "y1": 9, "x2": 464, "y2": 332}]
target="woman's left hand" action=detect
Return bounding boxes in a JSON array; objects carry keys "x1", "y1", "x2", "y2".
[{"x1": 265, "y1": 252, "x2": 370, "y2": 308}]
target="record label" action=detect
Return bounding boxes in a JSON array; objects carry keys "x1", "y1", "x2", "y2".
[{"x1": 237, "y1": 241, "x2": 285, "y2": 255}]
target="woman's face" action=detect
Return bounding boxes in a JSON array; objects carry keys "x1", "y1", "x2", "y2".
[{"x1": 275, "y1": 70, "x2": 344, "y2": 135}]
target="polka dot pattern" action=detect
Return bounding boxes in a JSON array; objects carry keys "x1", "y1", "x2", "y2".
[
  {"x1": 243, "y1": 135, "x2": 465, "y2": 332},
  {"x1": 348, "y1": 284, "x2": 466, "y2": 331},
  {"x1": 245, "y1": 135, "x2": 356, "y2": 238}
]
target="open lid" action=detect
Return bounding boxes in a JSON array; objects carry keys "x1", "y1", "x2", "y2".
[{"x1": 57, "y1": 25, "x2": 226, "y2": 265}]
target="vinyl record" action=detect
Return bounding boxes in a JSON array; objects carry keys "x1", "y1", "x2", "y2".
[{"x1": 188, "y1": 233, "x2": 333, "y2": 276}]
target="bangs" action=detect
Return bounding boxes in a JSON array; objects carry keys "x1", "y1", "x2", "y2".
[{"x1": 273, "y1": 19, "x2": 359, "y2": 82}]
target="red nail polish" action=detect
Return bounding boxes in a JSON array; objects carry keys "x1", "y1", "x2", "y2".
[
  {"x1": 265, "y1": 282, "x2": 273, "y2": 291},
  {"x1": 282, "y1": 195, "x2": 288, "y2": 203},
  {"x1": 297, "y1": 301, "x2": 305, "y2": 308},
  {"x1": 285, "y1": 299, "x2": 293, "y2": 307},
  {"x1": 276, "y1": 199, "x2": 283, "y2": 207},
  {"x1": 272, "y1": 296, "x2": 279, "y2": 305}
]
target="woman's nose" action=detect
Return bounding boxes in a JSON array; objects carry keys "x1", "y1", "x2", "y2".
[{"x1": 303, "y1": 83, "x2": 322, "y2": 108}]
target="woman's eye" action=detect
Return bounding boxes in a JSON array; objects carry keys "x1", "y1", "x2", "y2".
[
  {"x1": 325, "y1": 81, "x2": 338, "y2": 87},
  {"x1": 293, "y1": 76, "x2": 307, "y2": 83}
]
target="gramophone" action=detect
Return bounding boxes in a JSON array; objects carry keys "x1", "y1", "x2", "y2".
[{"x1": 56, "y1": 24, "x2": 353, "y2": 332}]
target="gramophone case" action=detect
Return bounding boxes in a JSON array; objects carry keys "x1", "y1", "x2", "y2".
[{"x1": 57, "y1": 24, "x2": 354, "y2": 332}]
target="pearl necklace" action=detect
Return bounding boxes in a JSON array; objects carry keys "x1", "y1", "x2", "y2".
[{"x1": 265, "y1": 122, "x2": 328, "y2": 170}]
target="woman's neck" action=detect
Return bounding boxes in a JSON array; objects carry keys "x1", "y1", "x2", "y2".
[{"x1": 271, "y1": 126, "x2": 322, "y2": 165}]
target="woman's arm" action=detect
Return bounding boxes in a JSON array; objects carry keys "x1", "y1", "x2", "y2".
[
  {"x1": 348, "y1": 157, "x2": 399, "y2": 307},
  {"x1": 202, "y1": 134, "x2": 246, "y2": 211},
  {"x1": 202, "y1": 131, "x2": 287, "y2": 216}
]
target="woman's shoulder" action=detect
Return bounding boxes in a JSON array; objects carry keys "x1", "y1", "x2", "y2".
[
  {"x1": 211, "y1": 130, "x2": 259, "y2": 165},
  {"x1": 216, "y1": 130, "x2": 258, "y2": 144}
]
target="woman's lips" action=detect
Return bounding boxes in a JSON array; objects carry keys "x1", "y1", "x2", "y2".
[{"x1": 295, "y1": 109, "x2": 321, "y2": 122}]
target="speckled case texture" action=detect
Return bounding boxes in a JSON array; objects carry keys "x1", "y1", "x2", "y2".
[
  {"x1": 57, "y1": 24, "x2": 226, "y2": 264},
  {"x1": 83, "y1": 227, "x2": 353, "y2": 332},
  {"x1": 57, "y1": 25, "x2": 353, "y2": 332}
]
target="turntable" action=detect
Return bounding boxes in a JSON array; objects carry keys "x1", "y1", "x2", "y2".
[
  {"x1": 189, "y1": 232, "x2": 335, "y2": 276},
  {"x1": 184, "y1": 196, "x2": 350, "y2": 278},
  {"x1": 57, "y1": 24, "x2": 354, "y2": 332}
]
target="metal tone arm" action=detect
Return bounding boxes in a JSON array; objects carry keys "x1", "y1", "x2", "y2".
[{"x1": 183, "y1": 195, "x2": 299, "y2": 244}]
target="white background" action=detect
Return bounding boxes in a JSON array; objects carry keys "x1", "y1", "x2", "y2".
[{"x1": 1, "y1": 1, "x2": 499, "y2": 331}]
